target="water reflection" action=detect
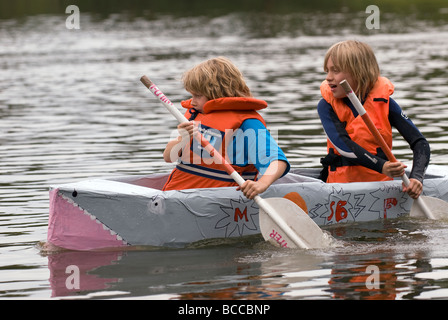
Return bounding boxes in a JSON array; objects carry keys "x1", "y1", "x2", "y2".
[{"x1": 44, "y1": 248, "x2": 448, "y2": 300}]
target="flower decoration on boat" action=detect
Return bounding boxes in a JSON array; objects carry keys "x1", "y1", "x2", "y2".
[{"x1": 215, "y1": 196, "x2": 259, "y2": 237}]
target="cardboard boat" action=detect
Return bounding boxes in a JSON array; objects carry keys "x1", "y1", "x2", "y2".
[{"x1": 46, "y1": 165, "x2": 448, "y2": 250}]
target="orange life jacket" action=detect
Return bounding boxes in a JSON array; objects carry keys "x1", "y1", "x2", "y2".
[
  {"x1": 320, "y1": 77, "x2": 394, "y2": 183},
  {"x1": 163, "y1": 97, "x2": 267, "y2": 191}
]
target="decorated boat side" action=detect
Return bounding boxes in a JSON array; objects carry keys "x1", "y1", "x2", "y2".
[{"x1": 46, "y1": 165, "x2": 448, "y2": 251}]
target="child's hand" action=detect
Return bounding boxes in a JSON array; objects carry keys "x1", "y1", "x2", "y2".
[
  {"x1": 402, "y1": 178, "x2": 423, "y2": 199},
  {"x1": 236, "y1": 161, "x2": 287, "y2": 200},
  {"x1": 237, "y1": 180, "x2": 269, "y2": 200},
  {"x1": 177, "y1": 122, "x2": 195, "y2": 139},
  {"x1": 382, "y1": 161, "x2": 406, "y2": 178}
]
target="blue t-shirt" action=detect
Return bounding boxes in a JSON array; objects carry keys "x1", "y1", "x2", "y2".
[{"x1": 227, "y1": 119, "x2": 290, "y2": 177}]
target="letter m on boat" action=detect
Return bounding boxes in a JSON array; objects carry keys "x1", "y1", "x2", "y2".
[{"x1": 234, "y1": 207, "x2": 248, "y2": 222}]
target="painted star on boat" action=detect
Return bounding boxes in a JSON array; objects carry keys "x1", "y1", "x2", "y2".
[{"x1": 215, "y1": 196, "x2": 259, "y2": 237}]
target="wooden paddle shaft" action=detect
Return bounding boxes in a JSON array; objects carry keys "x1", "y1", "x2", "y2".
[{"x1": 339, "y1": 80, "x2": 434, "y2": 219}]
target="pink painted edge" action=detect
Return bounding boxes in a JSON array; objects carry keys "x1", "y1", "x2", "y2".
[{"x1": 47, "y1": 189, "x2": 127, "y2": 251}]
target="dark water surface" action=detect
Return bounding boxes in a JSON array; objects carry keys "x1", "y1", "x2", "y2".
[{"x1": 1, "y1": 0, "x2": 448, "y2": 300}]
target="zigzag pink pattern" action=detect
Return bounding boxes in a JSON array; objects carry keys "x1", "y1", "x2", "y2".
[{"x1": 47, "y1": 189, "x2": 127, "y2": 250}]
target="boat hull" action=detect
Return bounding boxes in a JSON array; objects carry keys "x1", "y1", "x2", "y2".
[{"x1": 47, "y1": 166, "x2": 448, "y2": 250}]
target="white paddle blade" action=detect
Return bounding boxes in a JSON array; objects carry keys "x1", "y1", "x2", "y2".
[
  {"x1": 410, "y1": 195, "x2": 448, "y2": 220},
  {"x1": 259, "y1": 198, "x2": 333, "y2": 249}
]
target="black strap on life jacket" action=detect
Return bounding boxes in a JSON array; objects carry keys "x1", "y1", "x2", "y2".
[
  {"x1": 320, "y1": 148, "x2": 356, "y2": 172},
  {"x1": 188, "y1": 108, "x2": 200, "y2": 121},
  {"x1": 318, "y1": 147, "x2": 388, "y2": 181}
]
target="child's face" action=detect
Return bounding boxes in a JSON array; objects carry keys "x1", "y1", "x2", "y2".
[
  {"x1": 325, "y1": 57, "x2": 357, "y2": 99},
  {"x1": 190, "y1": 93, "x2": 208, "y2": 113}
]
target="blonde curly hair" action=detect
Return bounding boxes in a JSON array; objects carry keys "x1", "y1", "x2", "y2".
[{"x1": 182, "y1": 57, "x2": 252, "y2": 100}]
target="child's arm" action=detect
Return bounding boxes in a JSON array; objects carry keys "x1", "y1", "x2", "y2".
[
  {"x1": 388, "y1": 98, "x2": 430, "y2": 198},
  {"x1": 162, "y1": 122, "x2": 194, "y2": 163},
  {"x1": 388, "y1": 98, "x2": 430, "y2": 182},
  {"x1": 317, "y1": 98, "x2": 387, "y2": 172},
  {"x1": 238, "y1": 160, "x2": 288, "y2": 199},
  {"x1": 232, "y1": 119, "x2": 290, "y2": 199},
  {"x1": 163, "y1": 136, "x2": 183, "y2": 163}
]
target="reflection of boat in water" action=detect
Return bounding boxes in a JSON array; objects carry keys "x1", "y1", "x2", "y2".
[
  {"x1": 46, "y1": 165, "x2": 448, "y2": 251},
  {"x1": 46, "y1": 238, "x2": 271, "y2": 299},
  {"x1": 47, "y1": 249, "x2": 122, "y2": 298},
  {"x1": 46, "y1": 236, "x2": 325, "y2": 299},
  {"x1": 45, "y1": 230, "x2": 436, "y2": 300}
]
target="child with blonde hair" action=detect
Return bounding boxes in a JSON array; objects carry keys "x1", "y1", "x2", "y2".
[
  {"x1": 318, "y1": 40, "x2": 430, "y2": 199},
  {"x1": 163, "y1": 57, "x2": 290, "y2": 199}
]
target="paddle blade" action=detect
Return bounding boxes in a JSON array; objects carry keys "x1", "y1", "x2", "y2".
[
  {"x1": 259, "y1": 197, "x2": 333, "y2": 249},
  {"x1": 410, "y1": 195, "x2": 448, "y2": 220}
]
